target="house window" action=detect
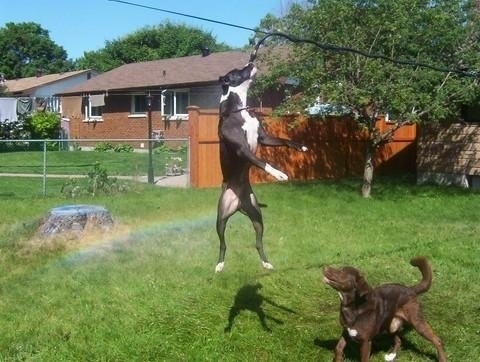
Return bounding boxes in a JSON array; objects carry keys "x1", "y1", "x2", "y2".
[
  {"x1": 131, "y1": 94, "x2": 147, "y2": 115},
  {"x1": 90, "y1": 104, "x2": 103, "y2": 118},
  {"x1": 162, "y1": 90, "x2": 189, "y2": 119},
  {"x1": 84, "y1": 95, "x2": 104, "y2": 121}
]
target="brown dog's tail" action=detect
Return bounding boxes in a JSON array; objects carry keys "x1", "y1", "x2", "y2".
[{"x1": 410, "y1": 257, "x2": 432, "y2": 295}]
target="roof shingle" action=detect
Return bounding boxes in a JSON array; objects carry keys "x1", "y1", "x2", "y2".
[
  {"x1": 58, "y1": 51, "x2": 251, "y2": 95},
  {"x1": 4, "y1": 70, "x2": 96, "y2": 94}
]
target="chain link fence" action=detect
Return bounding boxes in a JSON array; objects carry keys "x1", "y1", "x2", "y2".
[{"x1": 0, "y1": 138, "x2": 190, "y2": 196}]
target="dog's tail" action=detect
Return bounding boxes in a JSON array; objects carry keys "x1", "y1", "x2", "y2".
[{"x1": 410, "y1": 256, "x2": 432, "y2": 295}]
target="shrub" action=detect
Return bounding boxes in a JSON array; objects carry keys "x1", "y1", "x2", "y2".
[
  {"x1": 94, "y1": 142, "x2": 114, "y2": 152},
  {"x1": 27, "y1": 112, "x2": 60, "y2": 139},
  {"x1": 0, "y1": 119, "x2": 29, "y2": 141},
  {"x1": 61, "y1": 162, "x2": 129, "y2": 198},
  {"x1": 153, "y1": 143, "x2": 171, "y2": 154},
  {"x1": 113, "y1": 143, "x2": 133, "y2": 152}
]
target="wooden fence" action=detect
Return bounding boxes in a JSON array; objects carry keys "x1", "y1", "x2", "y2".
[{"x1": 188, "y1": 106, "x2": 417, "y2": 188}]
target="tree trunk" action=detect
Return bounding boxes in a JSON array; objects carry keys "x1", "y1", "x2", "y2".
[{"x1": 361, "y1": 146, "x2": 374, "y2": 198}]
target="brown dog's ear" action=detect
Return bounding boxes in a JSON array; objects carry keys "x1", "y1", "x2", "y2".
[{"x1": 355, "y1": 273, "x2": 371, "y2": 297}]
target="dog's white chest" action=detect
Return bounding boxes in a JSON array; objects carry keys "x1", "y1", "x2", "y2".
[
  {"x1": 241, "y1": 110, "x2": 259, "y2": 152},
  {"x1": 347, "y1": 327, "x2": 358, "y2": 337}
]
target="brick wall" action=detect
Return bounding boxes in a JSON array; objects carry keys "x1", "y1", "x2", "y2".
[{"x1": 62, "y1": 95, "x2": 189, "y2": 148}]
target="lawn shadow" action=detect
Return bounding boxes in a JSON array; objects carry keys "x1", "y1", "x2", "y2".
[
  {"x1": 224, "y1": 283, "x2": 296, "y2": 332},
  {"x1": 0, "y1": 191, "x2": 16, "y2": 198},
  {"x1": 314, "y1": 331, "x2": 437, "y2": 360}
]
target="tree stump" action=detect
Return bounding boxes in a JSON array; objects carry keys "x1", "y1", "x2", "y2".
[{"x1": 39, "y1": 205, "x2": 114, "y2": 236}]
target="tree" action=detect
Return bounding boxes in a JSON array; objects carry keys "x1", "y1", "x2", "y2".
[
  {"x1": 75, "y1": 22, "x2": 232, "y2": 72},
  {"x1": 0, "y1": 22, "x2": 74, "y2": 79},
  {"x1": 254, "y1": 0, "x2": 480, "y2": 197}
]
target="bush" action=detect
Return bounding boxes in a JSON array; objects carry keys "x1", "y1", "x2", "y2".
[
  {"x1": 153, "y1": 143, "x2": 173, "y2": 154},
  {"x1": 61, "y1": 162, "x2": 129, "y2": 198},
  {"x1": 94, "y1": 142, "x2": 114, "y2": 152},
  {"x1": 94, "y1": 143, "x2": 134, "y2": 153},
  {"x1": 0, "y1": 120, "x2": 29, "y2": 141},
  {"x1": 27, "y1": 112, "x2": 60, "y2": 139},
  {"x1": 113, "y1": 143, "x2": 133, "y2": 152}
]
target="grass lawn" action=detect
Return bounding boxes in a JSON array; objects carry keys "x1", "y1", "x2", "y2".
[{"x1": 0, "y1": 177, "x2": 478, "y2": 361}]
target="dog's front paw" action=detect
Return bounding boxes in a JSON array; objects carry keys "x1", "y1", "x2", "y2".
[
  {"x1": 265, "y1": 164, "x2": 288, "y2": 181},
  {"x1": 262, "y1": 261, "x2": 274, "y2": 270},
  {"x1": 384, "y1": 352, "x2": 397, "y2": 361},
  {"x1": 215, "y1": 262, "x2": 225, "y2": 273},
  {"x1": 288, "y1": 141, "x2": 308, "y2": 152},
  {"x1": 274, "y1": 171, "x2": 288, "y2": 181}
]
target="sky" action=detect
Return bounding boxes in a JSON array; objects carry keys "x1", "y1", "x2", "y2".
[{"x1": 1, "y1": 0, "x2": 291, "y2": 60}]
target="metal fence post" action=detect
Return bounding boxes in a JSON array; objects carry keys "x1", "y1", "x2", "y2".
[{"x1": 42, "y1": 140, "x2": 47, "y2": 196}]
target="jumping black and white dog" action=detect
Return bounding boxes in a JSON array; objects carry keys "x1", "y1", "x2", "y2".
[{"x1": 215, "y1": 62, "x2": 307, "y2": 272}]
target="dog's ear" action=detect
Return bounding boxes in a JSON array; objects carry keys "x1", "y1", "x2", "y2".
[
  {"x1": 219, "y1": 75, "x2": 230, "y2": 85},
  {"x1": 355, "y1": 273, "x2": 371, "y2": 298},
  {"x1": 219, "y1": 76, "x2": 230, "y2": 95}
]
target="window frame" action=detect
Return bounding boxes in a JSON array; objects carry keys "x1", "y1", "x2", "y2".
[
  {"x1": 83, "y1": 98, "x2": 103, "y2": 122},
  {"x1": 129, "y1": 94, "x2": 148, "y2": 118},
  {"x1": 161, "y1": 89, "x2": 189, "y2": 119}
]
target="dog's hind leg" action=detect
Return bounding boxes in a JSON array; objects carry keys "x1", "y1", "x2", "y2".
[
  {"x1": 242, "y1": 192, "x2": 273, "y2": 270},
  {"x1": 407, "y1": 314, "x2": 447, "y2": 362},
  {"x1": 402, "y1": 301, "x2": 447, "y2": 362},
  {"x1": 215, "y1": 188, "x2": 240, "y2": 272}
]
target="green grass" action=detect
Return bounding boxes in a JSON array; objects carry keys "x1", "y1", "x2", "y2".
[
  {"x1": 0, "y1": 148, "x2": 187, "y2": 176},
  {"x1": 0, "y1": 177, "x2": 479, "y2": 361}
]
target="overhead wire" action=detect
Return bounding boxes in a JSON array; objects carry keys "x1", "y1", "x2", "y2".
[{"x1": 108, "y1": 0, "x2": 479, "y2": 79}]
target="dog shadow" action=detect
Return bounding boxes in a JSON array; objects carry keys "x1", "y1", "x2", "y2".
[
  {"x1": 314, "y1": 331, "x2": 437, "y2": 360},
  {"x1": 224, "y1": 283, "x2": 296, "y2": 332}
]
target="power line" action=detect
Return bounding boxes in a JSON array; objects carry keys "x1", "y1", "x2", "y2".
[{"x1": 109, "y1": 0, "x2": 479, "y2": 79}]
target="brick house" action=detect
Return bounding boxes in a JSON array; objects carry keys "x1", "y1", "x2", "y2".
[{"x1": 57, "y1": 50, "x2": 277, "y2": 148}]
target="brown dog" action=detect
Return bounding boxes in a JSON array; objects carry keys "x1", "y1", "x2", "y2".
[{"x1": 323, "y1": 257, "x2": 446, "y2": 362}]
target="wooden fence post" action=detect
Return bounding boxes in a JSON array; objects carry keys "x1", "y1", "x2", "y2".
[{"x1": 188, "y1": 106, "x2": 200, "y2": 187}]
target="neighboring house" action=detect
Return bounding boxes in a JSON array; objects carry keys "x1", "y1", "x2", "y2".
[
  {"x1": 417, "y1": 122, "x2": 480, "y2": 189},
  {"x1": 0, "y1": 70, "x2": 98, "y2": 125},
  {"x1": 56, "y1": 50, "x2": 278, "y2": 147}
]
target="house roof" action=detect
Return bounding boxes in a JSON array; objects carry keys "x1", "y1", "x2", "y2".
[
  {"x1": 4, "y1": 70, "x2": 96, "y2": 95},
  {"x1": 57, "y1": 50, "x2": 253, "y2": 96}
]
